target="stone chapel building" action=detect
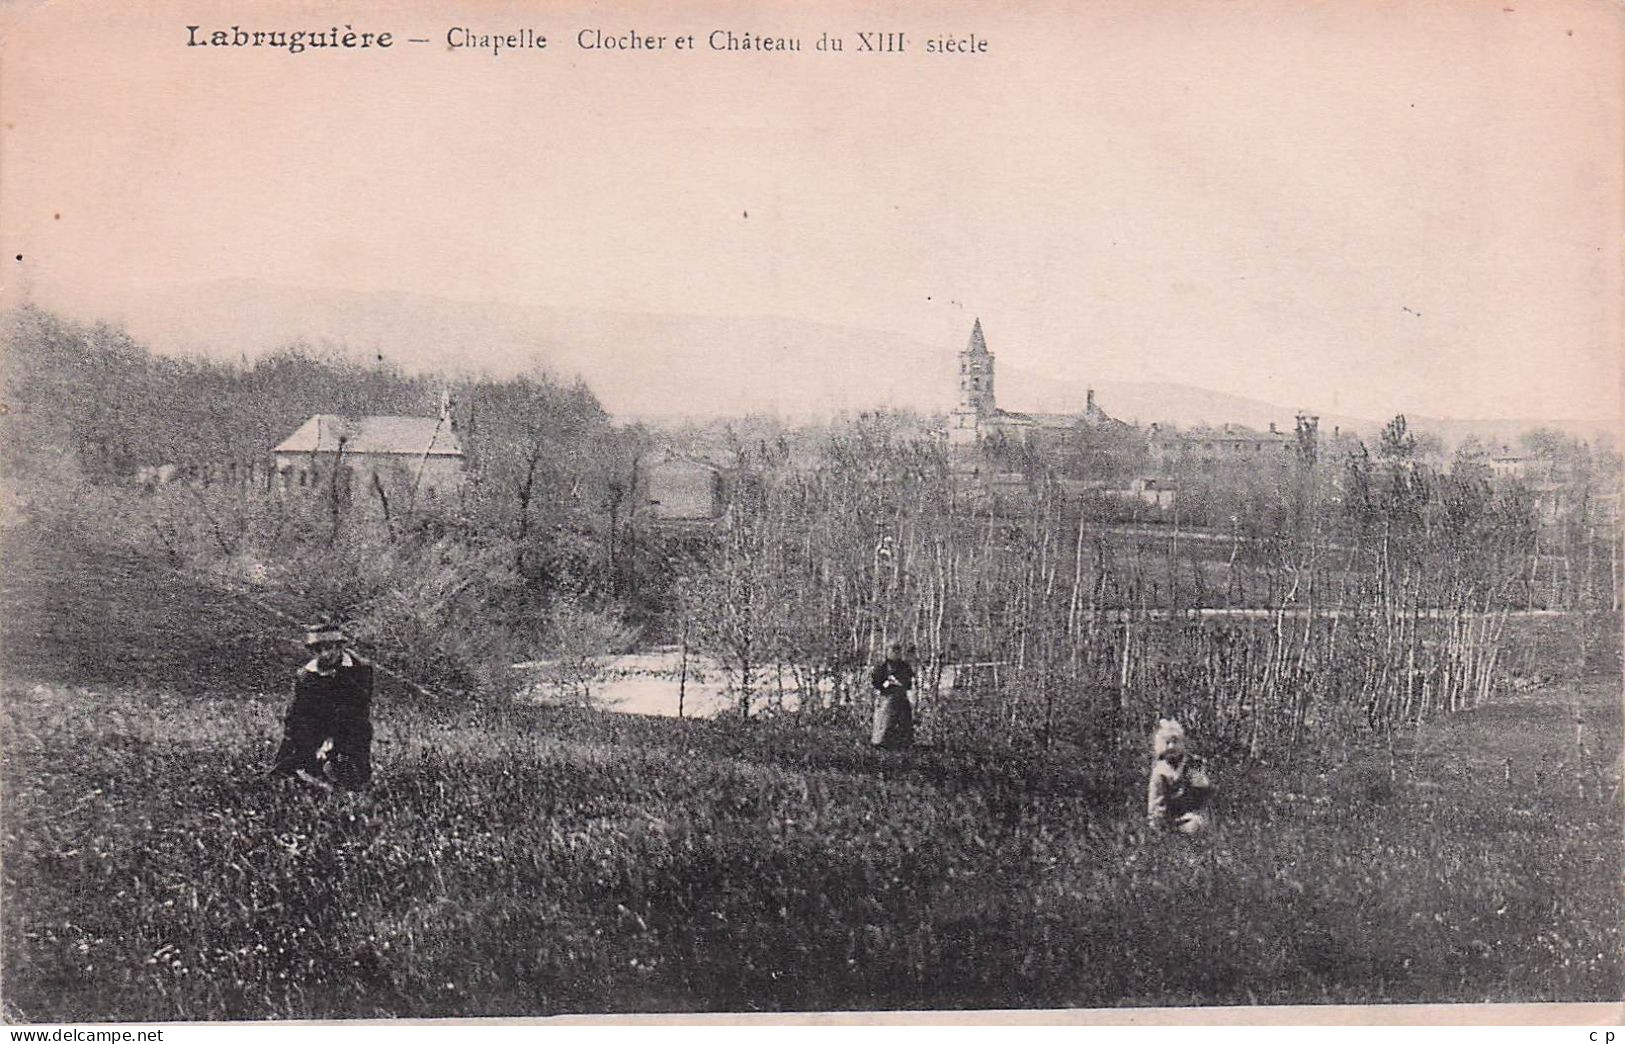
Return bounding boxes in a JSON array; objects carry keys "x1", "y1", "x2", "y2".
[{"x1": 947, "y1": 318, "x2": 1118, "y2": 449}]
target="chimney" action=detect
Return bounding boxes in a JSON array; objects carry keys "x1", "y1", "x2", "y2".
[
  {"x1": 1268, "y1": 421, "x2": 1277, "y2": 434},
  {"x1": 1086, "y1": 388, "x2": 1096, "y2": 414}
]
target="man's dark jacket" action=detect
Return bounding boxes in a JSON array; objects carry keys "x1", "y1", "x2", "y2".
[{"x1": 271, "y1": 656, "x2": 374, "y2": 788}]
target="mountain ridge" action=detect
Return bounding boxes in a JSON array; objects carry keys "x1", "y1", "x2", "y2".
[{"x1": 50, "y1": 278, "x2": 1613, "y2": 446}]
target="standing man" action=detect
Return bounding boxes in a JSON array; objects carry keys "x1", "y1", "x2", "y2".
[
  {"x1": 271, "y1": 621, "x2": 374, "y2": 789},
  {"x1": 869, "y1": 643, "x2": 915, "y2": 750}
]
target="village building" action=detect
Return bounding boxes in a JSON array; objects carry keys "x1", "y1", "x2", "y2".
[
  {"x1": 946, "y1": 318, "x2": 1180, "y2": 510},
  {"x1": 1146, "y1": 421, "x2": 1301, "y2": 470},
  {"x1": 947, "y1": 318, "x2": 1120, "y2": 449},
  {"x1": 1050, "y1": 475, "x2": 1178, "y2": 513},
  {"x1": 134, "y1": 463, "x2": 179, "y2": 487},
  {"x1": 1483, "y1": 445, "x2": 1619, "y2": 528},
  {"x1": 134, "y1": 459, "x2": 279, "y2": 490},
  {"x1": 1488, "y1": 447, "x2": 1550, "y2": 481},
  {"x1": 1123, "y1": 475, "x2": 1178, "y2": 511},
  {"x1": 638, "y1": 451, "x2": 727, "y2": 521},
  {"x1": 272, "y1": 412, "x2": 464, "y2": 503}
]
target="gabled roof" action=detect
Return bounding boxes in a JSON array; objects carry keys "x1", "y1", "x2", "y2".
[
  {"x1": 1162, "y1": 424, "x2": 1294, "y2": 443},
  {"x1": 644, "y1": 449, "x2": 724, "y2": 474},
  {"x1": 273, "y1": 415, "x2": 464, "y2": 457},
  {"x1": 1022, "y1": 411, "x2": 1097, "y2": 429}
]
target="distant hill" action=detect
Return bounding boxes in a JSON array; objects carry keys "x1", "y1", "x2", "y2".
[
  {"x1": 994, "y1": 366, "x2": 1377, "y2": 436},
  {"x1": 994, "y1": 368, "x2": 1615, "y2": 447},
  {"x1": 88, "y1": 279, "x2": 954, "y2": 421},
  {"x1": 56, "y1": 279, "x2": 1609, "y2": 446}
]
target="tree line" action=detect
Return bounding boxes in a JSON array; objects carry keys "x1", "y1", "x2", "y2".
[{"x1": 3, "y1": 305, "x2": 1618, "y2": 763}]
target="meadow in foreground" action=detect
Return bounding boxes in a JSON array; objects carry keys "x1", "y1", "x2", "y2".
[{"x1": 1, "y1": 538, "x2": 1620, "y2": 1020}]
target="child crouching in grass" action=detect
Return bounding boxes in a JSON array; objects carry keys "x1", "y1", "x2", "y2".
[{"x1": 1147, "y1": 718, "x2": 1214, "y2": 834}]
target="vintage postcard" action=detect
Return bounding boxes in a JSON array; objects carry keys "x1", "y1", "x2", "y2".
[{"x1": 1, "y1": 0, "x2": 1620, "y2": 1029}]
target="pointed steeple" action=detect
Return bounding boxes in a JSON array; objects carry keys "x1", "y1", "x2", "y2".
[
  {"x1": 966, "y1": 317, "x2": 989, "y2": 356},
  {"x1": 956, "y1": 317, "x2": 996, "y2": 421}
]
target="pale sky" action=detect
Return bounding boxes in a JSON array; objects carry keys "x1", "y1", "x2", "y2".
[{"x1": 3, "y1": 0, "x2": 1621, "y2": 424}]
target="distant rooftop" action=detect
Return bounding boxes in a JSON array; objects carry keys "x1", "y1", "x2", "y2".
[
  {"x1": 1158, "y1": 423, "x2": 1295, "y2": 441},
  {"x1": 273, "y1": 414, "x2": 463, "y2": 457}
]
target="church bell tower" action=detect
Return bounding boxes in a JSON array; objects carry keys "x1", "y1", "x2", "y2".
[
  {"x1": 959, "y1": 318, "x2": 995, "y2": 417},
  {"x1": 950, "y1": 318, "x2": 995, "y2": 446}
]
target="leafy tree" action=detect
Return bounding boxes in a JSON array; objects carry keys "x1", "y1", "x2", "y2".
[{"x1": 1377, "y1": 414, "x2": 1417, "y2": 463}]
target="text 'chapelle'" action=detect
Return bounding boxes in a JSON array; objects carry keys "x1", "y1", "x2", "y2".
[{"x1": 184, "y1": 24, "x2": 992, "y2": 57}]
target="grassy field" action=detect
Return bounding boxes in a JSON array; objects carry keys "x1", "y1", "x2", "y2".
[{"x1": 1, "y1": 528, "x2": 1620, "y2": 1020}]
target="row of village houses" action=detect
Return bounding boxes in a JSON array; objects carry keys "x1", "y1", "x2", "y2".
[
  {"x1": 132, "y1": 407, "x2": 1612, "y2": 530},
  {"x1": 133, "y1": 408, "x2": 1189, "y2": 521}
]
